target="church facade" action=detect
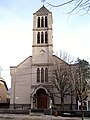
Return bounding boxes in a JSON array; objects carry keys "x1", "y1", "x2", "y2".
[{"x1": 10, "y1": 6, "x2": 89, "y2": 110}]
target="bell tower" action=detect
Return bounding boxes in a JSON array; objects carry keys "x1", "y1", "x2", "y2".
[{"x1": 32, "y1": 6, "x2": 53, "y2": 64}]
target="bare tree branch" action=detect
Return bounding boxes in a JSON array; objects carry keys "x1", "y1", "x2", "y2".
[
  {"x1": 49, "y1": 52, "x2": 75, "y2": 110},
  {"x1": 68, "y1": 0, "x2": 83, "y2": 14},
  {"x1": 45, "y1": 0, "x2": 90, "y2": 14},
  {"x1": 46, "y1": 0, "x2": 75, "y2": 7}
]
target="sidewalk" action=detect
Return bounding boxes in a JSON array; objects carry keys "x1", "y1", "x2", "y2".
[{"x1": 0, "y1": 114, "x2": 81, "y2": 120}]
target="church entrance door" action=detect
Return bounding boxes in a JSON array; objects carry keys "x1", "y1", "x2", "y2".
[
  {"x1": 38, "y1": 94, "x2": 47, "y2": 109},
  {"x1": 37, "y1": 89, "x2": 48, "y2": 109}
]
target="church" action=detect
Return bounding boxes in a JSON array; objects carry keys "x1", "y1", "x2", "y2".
[{"x1": 10, "y1": 5, "x2": 89, "y2": 110}]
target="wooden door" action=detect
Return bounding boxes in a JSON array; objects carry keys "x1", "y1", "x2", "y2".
[{"x1": 38, "y1": 95, "x2": 47, "y2": 109}]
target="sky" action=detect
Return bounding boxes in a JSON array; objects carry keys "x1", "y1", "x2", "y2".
[{"x1": 0, "y1": 0, "x2": 90, "y2": 88}]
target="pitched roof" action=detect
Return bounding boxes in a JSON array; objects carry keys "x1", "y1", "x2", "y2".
[{"x1": 34, "y1": 5, "x2": 51, "y2": 15}]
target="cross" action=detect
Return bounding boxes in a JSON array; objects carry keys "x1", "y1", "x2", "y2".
[{"x1": 41, "y1": 0, "x2": 46, "y2": 5}]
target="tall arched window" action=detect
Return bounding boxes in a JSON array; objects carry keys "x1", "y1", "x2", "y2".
[
  {"x1": 45, "y1": 16, "x2": 48, "y2": 27},
  {"x1": 37, "y1": 32, "x2": 40, "y2": 44},
  {"x1": 41, "y1": 32, "x2": 44, "y2": 43},
  {"x1": 41, "y1": 68, "x2": 44, "y2": 82},
  {"x1": 37, "y1": 17, "x2": 40, "y2": 28},
  {"x1": 41, "y1": 17, "x2": 44, "y2": 27},
  {"x1": 45, "y1": 31, "x2": 48, "y2": 43},
  {"x1": 37, "y1": 68, "x2": 40, "y2": 82},
  {"x1": 45, "y1": 68, "x2": 48, "y2": 82}
]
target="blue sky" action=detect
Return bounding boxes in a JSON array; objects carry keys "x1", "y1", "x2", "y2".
[{"x1": 0, "y1": 0, "x2": 90, "y2": 88}]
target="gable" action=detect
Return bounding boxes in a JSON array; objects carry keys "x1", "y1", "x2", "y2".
[
  {"x1": 10, "y1": 56, "x2": 32, "y2": 69},
  {"x1": 52, "y1": 55, "x2": 69, "y2": 66},
  {"x1": 34, "y1": 6, "x2": 51, "y2": 15}
]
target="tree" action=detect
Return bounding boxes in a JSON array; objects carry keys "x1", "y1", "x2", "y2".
[
  {"x1": 74, "y1": 58, "x2": 90, "y2": 120},
  {"x1": 45, "y1": 0, "x2": 90, "y2": 14},
  {"x1": 49, "y1": 52, "x2": 74, "y2": 111}
]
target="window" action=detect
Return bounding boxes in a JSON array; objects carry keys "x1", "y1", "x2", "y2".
[
  {"x1": 37, "y1": 68, "x2": 40, "y2": 82},
  {"x1": 37, "y1": 32, "x2": 40, "y2": 44},
  {"x1": 37, "y1": 17, "x2": 40, "y2": 28},
  {"x1": 45, "y1": 31, "x2": 48, "y2": 43},
  {"x1": 41, "y1": 68, "x2": 44, "y2": 82},
  {"x1": 41, "y1": 32, "x2": 44, "y2": 43},
  {"x1": 41, "y1": 17, "x2": 44, "y2": 27},
  {"x1": 45, "y1": 68, "x2": 48, "y2": 82},
  {"x1": 37, "y1": 67, "x2": 48, "y2": 83},
  {"x1": 78, "y1": 100, "x2": 88, "y2": 110},
  {"x1": 45, "y1": 16, "x2": 48, "y2": 27}
]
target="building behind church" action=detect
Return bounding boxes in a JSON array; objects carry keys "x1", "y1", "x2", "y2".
[{"x1": 10, "y1": 6, "x2": 90, "y2": 110}]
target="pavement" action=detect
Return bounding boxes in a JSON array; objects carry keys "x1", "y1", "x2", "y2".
[{"x1": 0, "y1": 113, "x2": 81, "y2": 120}]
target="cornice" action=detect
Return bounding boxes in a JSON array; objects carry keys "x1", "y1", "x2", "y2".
[
  {"x1": 31, "y1": 63, "x2": 52, "y2": 66},
  {"x1": 33, "y1": 28, "x2": 52, "y2": 31},
  {"x1": 32, "y1": 44, "x2": 53, "y2": 47}
]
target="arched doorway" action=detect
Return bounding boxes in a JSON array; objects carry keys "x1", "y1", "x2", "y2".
[{"x1": 36, "y1": 88, "x2": 48, "y2": 109}]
